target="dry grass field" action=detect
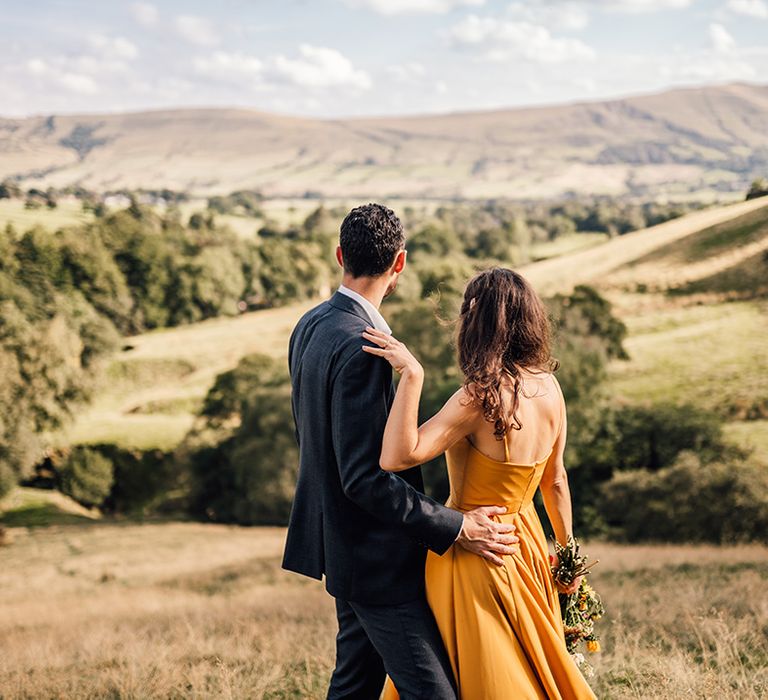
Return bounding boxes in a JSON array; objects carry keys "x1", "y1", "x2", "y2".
[
  {"x1": 0, "y1": 522, "x2": 766, "y2": 699},
  {"x1": 0, "y1": 197, "x2": 92, "y2": 231}
]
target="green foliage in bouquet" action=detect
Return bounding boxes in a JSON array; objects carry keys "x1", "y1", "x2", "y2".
[
  {"x1": 560, "y1": 579, "x2": 604, "y2": 654},
  {"x1": 551, "y1": 538, "x2": 604, "y2": 676}
]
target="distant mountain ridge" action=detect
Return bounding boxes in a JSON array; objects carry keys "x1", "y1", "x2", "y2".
[{"x1": 1, "y1": 82, "x2": 767, "y2": 200}]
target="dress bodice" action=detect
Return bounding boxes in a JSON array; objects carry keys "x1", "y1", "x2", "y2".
[
  {"x1": 446, "y1": 376, "x2": 564, "y2": 514},
  {"x1": 445, "y1": 438, "x2": 552, "y2": 513}
]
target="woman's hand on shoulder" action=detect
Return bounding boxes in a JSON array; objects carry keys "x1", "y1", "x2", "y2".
[{"x1": 362, "y1": 327, "x2": 423, "y2": 378}]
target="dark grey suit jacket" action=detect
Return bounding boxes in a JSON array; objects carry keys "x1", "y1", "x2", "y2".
[{"x1": 282, "y1": 291, "x2": 464, "y2": 604}]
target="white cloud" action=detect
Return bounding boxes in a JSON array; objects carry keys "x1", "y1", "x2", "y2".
[
  {"x1": 174, "y1": 15, "x2": 219, "y2": 47},
  {"x1": 87, "y1": 34, "x2": 139, "y2": 61},
  {"x1": 726, "y1": 0, "x2": 768, "y2": 17},
  {"x1": 194, "y1": 51, "x2": 264, "y2": 82},
  {"x1": 26, "y1": 58, "x2": 48, "y2": 76},
  {"x1": 23, "y1": 59, "x2": 99, "y2": 95},
  {"x1": 709, "y1": 22, "x2": 735, "y2": 53},
  {"x1": 507, "y1": 2, "x2": 590, "y2": 31},
  {"x1": 661, "y1": 54, "x2": 755, "y2": 80},
  {"x1": 448, "y1": 15, "x2": 595, "y2": 63},
  {"x1": 130, "y1": 2, "x2": 159, "y2": 27},
  {"x1": 193, "y1": 45, "x2": 371, "y2": 92},
  {"x1": 15, "y1": 33, "x2": 140, "y2": 101},
  {"x1": 271, "y1": 45, "x2": 371, "y2": 89},
  {"x1": 592, "y1": 0, "x2": 692, "y2": 12},
  {"x1": 58, "y1": 72, "x2": 100, "y2": 95},
  {"x1": 344, "y1": 0, "x2": 485, "y2": 15},
  {"x1": 386, "y1": 62, "x2": 427, "y2": 83}
]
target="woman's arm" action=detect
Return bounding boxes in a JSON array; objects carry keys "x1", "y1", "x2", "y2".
[
  {"x1": 539, "y1": 385, "x2": 581, "y2": 594},
  {"x1": 539, "y1": 405, "x2": 573, "y2": 547},
  {"x1": 362, "y1": 327, "x2": 482, "y2": 471}
]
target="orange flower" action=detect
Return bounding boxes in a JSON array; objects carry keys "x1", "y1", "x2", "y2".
[{"x1": 586, "y1": 640, "x2": 600, "y2": 653}]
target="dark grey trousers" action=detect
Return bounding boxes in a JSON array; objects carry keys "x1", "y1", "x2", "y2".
[{"x1": 327, "y1": 596, "x2": 458, "y2": 700}]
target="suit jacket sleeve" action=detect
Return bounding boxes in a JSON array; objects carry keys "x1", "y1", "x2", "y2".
[{"x1": 330, "y1": 346, "x2": 463, "y2": 555}]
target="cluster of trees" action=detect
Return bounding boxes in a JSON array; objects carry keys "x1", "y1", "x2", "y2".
[
  {"x1": 0, "y1": 224, "x2": 119, "y2": 497},
  {"x1": 0, "y1": 181, "x2": 58, "y2": 209},
  {"x1": 404, "y1": 199, "x2": 699, "y2": 264},
  {"x1": 0, "y1": 181, "x2": 191, "y2": 210},
  {"x1": 0, "y1": 202, "x2": 336, "y2": 499},
  {"x1": 207, "y1": 190, "x2": 264, "y2": 217}
]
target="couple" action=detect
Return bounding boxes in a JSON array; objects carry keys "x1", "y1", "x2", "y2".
[{"x1": 283, "y1": 203, "x2": 596, "y2": 700}]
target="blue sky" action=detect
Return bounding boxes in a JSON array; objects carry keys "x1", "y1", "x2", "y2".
[{"x1": 1, "y1": 0, "x2": 766, "y2": 118}]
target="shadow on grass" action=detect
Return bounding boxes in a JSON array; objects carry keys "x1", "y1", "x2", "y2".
[{"x1": 0, "y1": 502, "x2": 98, "y2": 528}]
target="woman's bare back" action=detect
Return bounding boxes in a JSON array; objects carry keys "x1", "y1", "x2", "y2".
[{"x1": 467, "y1": 371, "x2": 563, "y2": 464}]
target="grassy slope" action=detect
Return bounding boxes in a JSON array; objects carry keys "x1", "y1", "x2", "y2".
[
  {"x1": 607, "y1": 299, "x2": 767, "y2": 415},
  {"x1": 0, "y1": 487, "x2": 101, "y2": 527},
  {"x1": 0, "y1": 524, "x2": 765, "y2": 699},
  {"x1": 0, "y1": 198, "x2": 92, "y2": 231},
  {"x1": 519, "y1": 197, "x2": 768, "y2": 295},
  {"x1": 58, "y1": 301, "x2": 316, "y2": 450}
]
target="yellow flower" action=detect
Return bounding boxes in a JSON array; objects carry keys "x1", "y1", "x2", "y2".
[{"x1": 586, "y1": 640, "x2": 600, "y2": 653}]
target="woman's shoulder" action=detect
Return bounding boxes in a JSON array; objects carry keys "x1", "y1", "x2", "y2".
[{"x1": 446, "y1": 383, "x2": 483, "y2": 417}]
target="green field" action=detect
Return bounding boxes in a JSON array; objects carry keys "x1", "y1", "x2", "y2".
[
  {"x1": 607, "y1": 299, "x2": 768, "y2": 417},
  {"x1": 530, "y1": 231, "x2": 609, "y2": 261},
  {"x1": 0, "y1": 197, "x2": 92, "y2": 231},
  {"x1": 56, "y1": 301, "x2": 315, "y2": 450}
]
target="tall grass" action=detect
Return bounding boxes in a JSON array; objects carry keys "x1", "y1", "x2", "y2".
[{"x1": 0, "y1": 525, "x2": 765, "y2": 699}]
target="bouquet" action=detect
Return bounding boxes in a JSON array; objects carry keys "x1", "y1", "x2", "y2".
[{"x1": 550, "y1": 537, "x2": 604, "y2": 676}]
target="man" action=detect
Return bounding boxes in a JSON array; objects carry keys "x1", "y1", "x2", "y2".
[{"x1": 283, "y1": 203, "x2": 517, "y2": 699}]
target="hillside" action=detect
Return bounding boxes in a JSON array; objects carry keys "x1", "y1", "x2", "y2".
[
  {"x1": 520, "y1": 196, "x2": 768, "y2": 295},
  {"x1": 55, "y1": 197, "x2": 768, "y2": 454},
  {"x1": 1, "y1": 82, "x2": 767, "y2": 200}
]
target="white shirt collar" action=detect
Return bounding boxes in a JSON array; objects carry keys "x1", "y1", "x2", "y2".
[{"x1": 337, "y1": 285, "x2": 392, "y2": 335}]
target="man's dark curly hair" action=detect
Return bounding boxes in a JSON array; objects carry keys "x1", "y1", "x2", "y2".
[{"x1": 339, "y1": 203, "x2": 405, "y2": 278}]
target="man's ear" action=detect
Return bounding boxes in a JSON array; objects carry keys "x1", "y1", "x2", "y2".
[
  {"x1": 392, "y1": 249, "x2": 406, "y2": 274},
  {"x1": 335, "y1": 245, "x2": 344, "y2": 269}
]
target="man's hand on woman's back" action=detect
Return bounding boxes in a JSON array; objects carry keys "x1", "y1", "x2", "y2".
[{"x1": 456, "y1": 506, "x2": 519, "y2": 566}]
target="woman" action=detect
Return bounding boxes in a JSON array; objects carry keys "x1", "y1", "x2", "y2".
[{"x1": 365, "y1": 268, "x2": 597, "y2": 700}]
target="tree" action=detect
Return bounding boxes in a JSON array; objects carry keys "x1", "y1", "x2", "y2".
[
  {"x1": 390, "y1": 297, "x2": 462, "y2": 499},
  {"x1": 601, "y1": 451, "x2": 768, "y2": 543},
  {"x1": 189, "y1": 354, "x2": 297, "y2": 525},
  {"x1": 58, "y1": 447, "x2": 114, "y2": 507},
  {"x1": 746, "y1": 177, "x2": 768, "y2": 201},
  {"x1": 408, "y1": 224, "x2": 462, "y2": 260},
  {"x1": 0, "y1": 180, "x2": 21, "y2": 199}
]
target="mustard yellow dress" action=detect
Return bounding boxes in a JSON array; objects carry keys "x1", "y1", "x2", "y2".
[{"x1": 383, "y1": 429, "x2": 597, "y2": 700}]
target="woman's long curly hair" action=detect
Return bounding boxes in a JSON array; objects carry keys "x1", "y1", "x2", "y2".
[{"x1": 457, "y1": 267, "x2": 558, "y2": 439}]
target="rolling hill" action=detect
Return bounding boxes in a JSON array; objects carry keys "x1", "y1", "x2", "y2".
[
  {"x1": 54, "y1": 197, "x2": 768, "y2": 455},
  {"x1": 1, "y1": 82, "x2": 767, "y2": 201}
]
